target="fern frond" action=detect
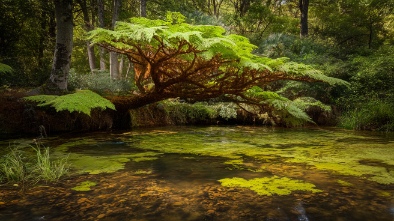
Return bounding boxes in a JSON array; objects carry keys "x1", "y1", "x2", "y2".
[
  {"x1": 0, "y1": 63, "x2": 13, "y2": 74},
  {"x1": 277, "y1": 62, "x2": 349, "y2": 86},
  {"x1": 293, "y1": 97, "x2": 331, "y2": 112},
  {"x1": 244, "y1": 87, "x2": 313, "y2": 126},
  {"x1": 24, "y1": 90, "x2": 115, "y2": 116}
]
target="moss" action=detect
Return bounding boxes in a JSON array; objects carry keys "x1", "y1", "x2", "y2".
[
  {"x1": 68, "y1": 154, "x2": 131, "y2": 174},
  {"x1": 72, "y1": 181, "x2": 97, "y2": 191},
  {"x1": 224, "y1": 159, "x2": 244, "y2": 165},
  {"x1": 68, "y1": 151, "x2": 161, "y2": 174},
  {"x1": 55, "y1": 139, "x2": 97, "y2": 152},
  {"x1": 337, "y1": 180, "x2": 353, "y2": 187},
  {"x1": 130, "y1": 152, "x2": 162, "y2": 162},
  {"x1": 218, "y1": 176, "x2": 322, "y2": 196}
]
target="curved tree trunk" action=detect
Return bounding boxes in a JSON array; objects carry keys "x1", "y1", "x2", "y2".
[{"x1": 48, "y1": 0, "x2": 73, "y2": 92}]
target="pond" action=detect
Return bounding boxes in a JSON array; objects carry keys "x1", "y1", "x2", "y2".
[{"x1": 0, "y1": 126, "x2": 393, "y2": 221}]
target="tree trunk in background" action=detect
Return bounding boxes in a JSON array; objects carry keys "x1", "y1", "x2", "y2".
[
  {"x1": 77, "y1": 0, "x2": 97, "y2": 73},
  {"x1": 110, "y1": 0, "x2": 121, "y2": 79},
  {"x1": 48, "y1": 0, "x2": 73, "y2": 92},
  {"x1": 97, "y1": 0, "x2": 107, "y2": 70},
  {"x1": 140, "y1": 0, "x2": 146, "y2": 17},
  {"x1": 299, "y1": 0, "x2": 309, "y2": 38},
  {"x1": 119, "y1": 55, "x2": 124, "y2": 76}
]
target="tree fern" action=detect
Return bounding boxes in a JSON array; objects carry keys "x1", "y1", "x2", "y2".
[
  {"x1": 88, "y1": 12, "x2": 347, "y2": 123},
  {"x1": 24, "y1": 90, "x2": 115, "y2": 116}
]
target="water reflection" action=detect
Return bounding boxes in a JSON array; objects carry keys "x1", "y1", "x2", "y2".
[{"x1": 0, "y1": 126, "x2": 393, "y2": 221}]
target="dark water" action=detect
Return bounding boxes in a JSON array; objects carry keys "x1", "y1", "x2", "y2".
[{"x1": 0, "y1": 126, "x2": 393, "y2": 221}]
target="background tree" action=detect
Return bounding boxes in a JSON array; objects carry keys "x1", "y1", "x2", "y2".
[
  {"x1": 46, "y1": 0, "x2": 74, "y2": 93},
  {"x1": 299, "y1": 0, "x2": 309, "y2": 37},
  {"x1": 76, "y1": 0, "x2": 97, "y2": 73}
]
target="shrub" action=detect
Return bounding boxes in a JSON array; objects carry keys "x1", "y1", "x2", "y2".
[
  {"x1": 68, "y1": 69, "x2": 136, "y2": 95},
  {"x1": 339, "y1": 99, "x2": 394, "y2": 131}
]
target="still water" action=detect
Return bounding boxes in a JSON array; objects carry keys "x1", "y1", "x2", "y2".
[{"x1": 0, "y1": 126, "x2": 393, "y2": 221}]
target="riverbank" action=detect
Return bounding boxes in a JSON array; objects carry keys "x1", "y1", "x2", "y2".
[{"x1": 0, "y1": 88, "x2": 336, "y2": 140}]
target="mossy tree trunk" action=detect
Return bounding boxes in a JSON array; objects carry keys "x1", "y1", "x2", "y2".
[{"x1": 48, "y1": 0, "x2": 73, "y2": 93}]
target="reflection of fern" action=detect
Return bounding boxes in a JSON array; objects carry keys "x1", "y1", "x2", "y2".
[{"x1": 24, "y1": 90, "x2": 115, "y2": 116}]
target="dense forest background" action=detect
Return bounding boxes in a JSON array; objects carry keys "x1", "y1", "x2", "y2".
[{"x1": 1, "y1": 0, "x2": 393, "y2": 131}]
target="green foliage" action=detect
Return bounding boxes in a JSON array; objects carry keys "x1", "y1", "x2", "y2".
[
  {"x1": 337, "y1": 46, "x2": 394, "y2": 131},
  {"x1": 339, "y1": 99, "x2": 394, "y2": 131},
  {"x1": 224, "y1": 2, "x2": 298, "y2": 42},
  {"x1": 32, "y1": 146, "x2": 69, "y2": 182},
  {"x1": 0, "y1": 63, "x2": 13, "y2": 74},
  {"x1": 24, "y1": 90, "x2": 116, "y2": 116},
  {"x1": 0, "y1": 147, "x2": 28, "y2": 184},
  {"x1": 162, "y1": 99, "x2": 216, "y2": 124},
  {"x1": 68, "y1": 69, "x2": 136, "y2": 95},
  {"x1": 293, "y1": 97, "x2": 331, "y2": 112},
  {"x1": 161, "y1": 99, "x2": 238, "y2": 124},
  {"x1": 244, "y1": 86, "x2": 313, "y2": 126},
  {"x1": 310, "y1": 0, "x2": 393, "y2": 51},
  {"x1": 348, "y1": 46, "x2": 394, "y2": 97},
  {"x1": 0, "y1": 0, "x2": 54, "y2": 86},
  {"x1": 88, "y1": 12, "x2": 344, "y2": 85}
]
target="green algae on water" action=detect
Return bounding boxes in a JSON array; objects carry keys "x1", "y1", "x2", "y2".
[
  {"x1": 218, "y1": 176, "x2": 322, "y2": 196},
  {"x1": 68, "y1": 151, "x2": 161, "y2": 174},
  {"x1": 337, "y1": 180, "x2": 353, "y2": 187},
  {"x1": 72, "y1": 181, "x2": 97, "y2": 191}
]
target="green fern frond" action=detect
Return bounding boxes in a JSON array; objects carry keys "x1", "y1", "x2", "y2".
[
  {"x1": 244, "y1": 87, "x2": 312, "y2": 126},
  {"x1": 24, "y1": 90, "x2": 115, "y2": 116},
  {"x1": 165, "y1": 11, "x2": 186, "y2": 24},
  {"x1": 0, "y1": 63, "x2": 13, "y2": 74},
  {"x1": 277, "y1": 62, "x2": 349, "y2": 86},
  {"x1": 168, "y1": 31, "x2": 203, "y2": 44},
  {"x1": 293, "y1": 97, "x2": 331, "y2": 112}
]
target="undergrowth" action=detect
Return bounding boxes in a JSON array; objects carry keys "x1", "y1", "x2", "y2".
[
  {"x1": 339, "y1": 99, "x2": 394, "y2": 131},
  {"x1": 0, "y1": 143, "x2": 69, "y2": 186},
  {"x1": 68, "y1": 69, "x2": 136, "y2": 96}
]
